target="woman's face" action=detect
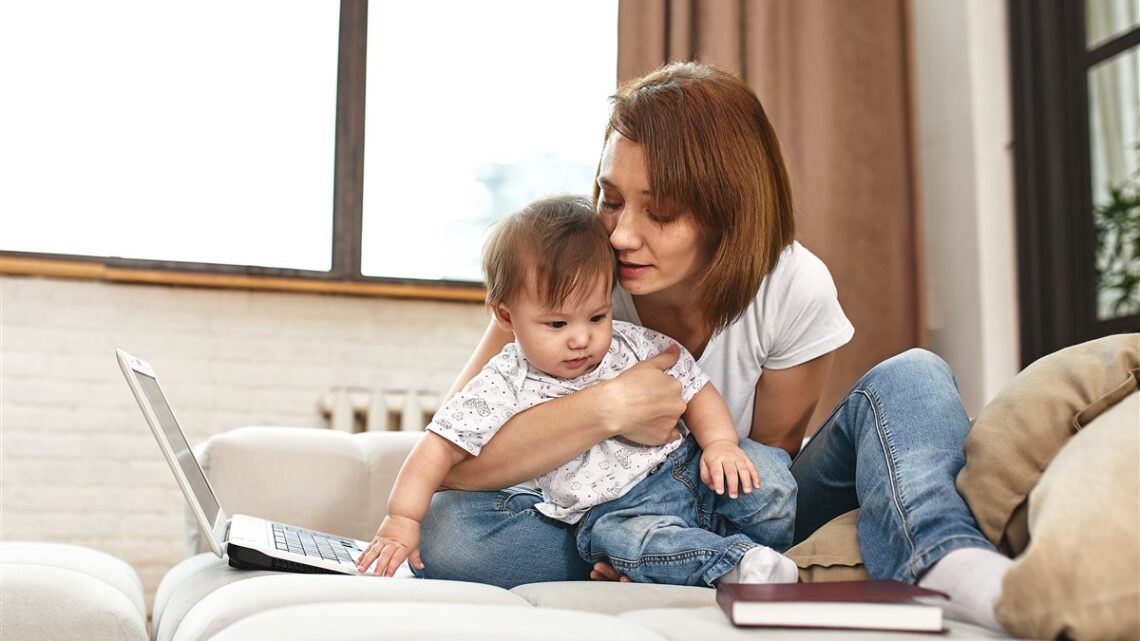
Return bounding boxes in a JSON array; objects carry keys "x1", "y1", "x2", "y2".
[{"x1": 595, "y1": 134, "x2": 710, "y2": 300}]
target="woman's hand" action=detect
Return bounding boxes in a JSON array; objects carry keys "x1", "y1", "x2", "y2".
[
  {"x1": 356, "y1": 515, "x2": 425, "y2": 577},
  {"x1": 699, "y1": 440, "x2": 760, "y2": 499},
  {"x1": 602, "y1": 345, "x2": 687, "y2": 446},
  {"x1": 590, "y1": 561, "x2": 632, "y2": 582}
]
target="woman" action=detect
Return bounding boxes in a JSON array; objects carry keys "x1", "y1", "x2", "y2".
[{"x1": 416, "y1": 62, "x2": 1010, "y2": 632}]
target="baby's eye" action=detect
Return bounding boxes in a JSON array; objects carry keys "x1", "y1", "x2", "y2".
[
  {"x1": 590, "y1": 314, "x2": 608, "y2": 323},
  {"x1": 546, "y1": 321, "x2": 567, "y2": 329}
]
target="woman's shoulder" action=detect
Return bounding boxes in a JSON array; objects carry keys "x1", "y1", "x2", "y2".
[
  {"x1": 741, "y1": 241, "x2": 852, "y2": 368},
  {"x1": 763, "y1": 241, "x2": 838, "y2": 296},
  {"x1": 715, "y1": 239, "x2": 852, "y2": 367},
  {"x1": 732, "y1": 241, "x2": 840, "y2": 321}
]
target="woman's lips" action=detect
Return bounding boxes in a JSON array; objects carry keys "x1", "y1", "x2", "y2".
[{"x1": 618, "y1": 261, "x2": 650, "y2": 278}]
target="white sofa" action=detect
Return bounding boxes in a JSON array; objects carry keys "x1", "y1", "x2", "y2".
[
  {"x1": 151, "y1": 426, "x2": 1008, "y2": 641},
  {"x1": 154, "y1": 334, "x2": 1139, "y2": 641}
]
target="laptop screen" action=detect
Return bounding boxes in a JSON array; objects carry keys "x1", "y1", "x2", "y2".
[{"x1": 135, "y1": 371, "x2": 222, "y2": 523}]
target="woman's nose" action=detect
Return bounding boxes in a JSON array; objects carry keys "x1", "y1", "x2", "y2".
[{"x1": 608, "y1": 211, "x2": 639, "y2": 250}]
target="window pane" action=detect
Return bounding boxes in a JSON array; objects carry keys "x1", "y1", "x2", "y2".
[
  {"x1": 1086, "y1": 0, "x2": 1140, "y2": 49},
  {"x1": 1088, "y1": 46, "x2": 1140, "y2": 319},
  {"x1": 361, "y1": 0, "x2": 618, "y2": 282},
  {"x1": 0, "y1": 2, "x2": 338, "y2": 270}
]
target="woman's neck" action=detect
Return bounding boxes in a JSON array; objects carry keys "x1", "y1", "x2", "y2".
[{"x1": 632, "y1": 292, "x2": 712, "y2": 360}]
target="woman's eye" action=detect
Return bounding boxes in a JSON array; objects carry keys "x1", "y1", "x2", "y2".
[
  {"x1": 590, "y1": 314, "x2": 608, "y2": 323},
  {"x1": 598, "y1": 200, "x2": 622, "y2": 212},
  {"x1": 648, "y1": 211, "x2": 678, "y2": 224},
  {"x1": 547, "y1": 321, "x2": 567, "y2": 329}
]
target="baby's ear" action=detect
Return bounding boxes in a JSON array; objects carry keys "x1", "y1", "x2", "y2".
[{"x1": 491, "y1": 303, "x2": 514, "y2": 332}]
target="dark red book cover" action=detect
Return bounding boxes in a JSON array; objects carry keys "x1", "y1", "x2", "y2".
[{"x1": 717, "y1": 580, "x2": 949, "y2": 631}]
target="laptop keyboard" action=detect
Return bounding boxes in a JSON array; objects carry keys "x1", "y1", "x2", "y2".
[{"x1": 272, "y1": 523, "x2": 361, "y2": 567}]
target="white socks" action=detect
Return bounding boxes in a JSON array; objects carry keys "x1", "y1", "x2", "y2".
[
  {"x1": 718, "y1": 546, "x2": 799, "y2": 584},
  {"x1": 917, "y1": 547, "x2": 1013, "y2": 632}
]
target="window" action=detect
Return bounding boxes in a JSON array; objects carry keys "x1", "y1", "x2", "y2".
[
  {"x1": 0, "y1": 1, "x2": 619, "y2": 292},
  {"x1": 1087, "y1": 6, "x2": 1140, "y2": 320},
  {"x1": 0, "y1": 2, "x2": 339, "y2": 271},
  {"x1": 1010, "y1": 0, "x2": 1140, "y2": 365},
  {"x1": 361, "y1": 1, "x2": 617, "y2": 282}
]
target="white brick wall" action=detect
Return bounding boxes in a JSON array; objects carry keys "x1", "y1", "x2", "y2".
[{"x1": 0, "y1": 275, "x2": 488, "y2": 609}]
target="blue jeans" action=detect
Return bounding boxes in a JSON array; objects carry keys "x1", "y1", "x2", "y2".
[
  {"x1": 790, "y1": 348, "x2": 995, "y2": 582},
  {"x1": 576, "y1": 435, "x2": 794, "y2": 586},
  {"x1": 416, "y1": 349, "x2": 992, "y2": 588}
]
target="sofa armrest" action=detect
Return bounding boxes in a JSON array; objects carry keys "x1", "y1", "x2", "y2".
[{"x1": 187, "y1": 426, "x2": 421, "y2": 556}]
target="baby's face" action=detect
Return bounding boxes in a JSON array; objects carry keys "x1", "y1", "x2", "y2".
[{"x1": 507, "y1": 277, "x2": 613, "y2": 379}]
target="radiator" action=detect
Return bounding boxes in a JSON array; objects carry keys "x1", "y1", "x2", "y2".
[{"x1": 318, "y1": 387, "x2": 440, "y2": 432}]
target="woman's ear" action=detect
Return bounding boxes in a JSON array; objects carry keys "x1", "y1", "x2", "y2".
[{"x1": 491, "y1": 303, "x2": 514, "y2": 332}]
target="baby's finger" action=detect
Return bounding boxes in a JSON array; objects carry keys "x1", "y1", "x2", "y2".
[
  {"x1": 712, "y1": 462, "x2": 725, "y2": 495},
  {"x1": 356, "y1": 545, "x2": 377, "y2": 573},
  {"x1": 750, "y1": 463, "x2": 761, "y2": 491},
  {"x1": 724, "y1": 461, "x2": 740, "y2": 498},
  {"x1": 385, "y1": 548, "x2": 409, "y2": 577},
  {"x1": 374, "y1": 544, "x2": 395, "y2": 576},
  {"x1": 699, "y1": 458, "x2": 712, "y2": 488},
  {"x1": 736, "y1": 458, "x2": 756, "y2": 493},
  {"x1": 410, "y1": 549, "x2": 425, "y2": 570}
]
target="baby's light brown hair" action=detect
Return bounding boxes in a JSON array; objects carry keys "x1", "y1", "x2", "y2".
[{"x1": 483, "y1": 195, "x2": 615, "y2": 309}]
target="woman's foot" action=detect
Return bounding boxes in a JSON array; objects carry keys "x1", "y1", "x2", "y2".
[{"x1": 917, "y1": 547, "x2": 1013, "y2": 632}]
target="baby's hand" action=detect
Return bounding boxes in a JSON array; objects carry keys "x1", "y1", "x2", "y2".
[
  {"x1": 355, "y1": 514, "x2": 424, "y2": 576},
  {"x1": 699, "y1": 440, "x2": 760, "y2": 499}
]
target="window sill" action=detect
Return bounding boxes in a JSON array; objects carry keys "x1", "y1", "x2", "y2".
[{"x1": 0, "y1": 255, "x2": 487, "y2": 303}]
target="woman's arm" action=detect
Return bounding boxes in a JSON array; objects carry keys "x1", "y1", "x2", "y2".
[
  {"x1": 445, "y1": 318, "x2": 514, "y2": 398},
  {"x1": 442, "y1": 347, "x2": 688, "y2": 490},
  {"x1": 750, "y1": 351, "x2": 837, "y2": 457}
]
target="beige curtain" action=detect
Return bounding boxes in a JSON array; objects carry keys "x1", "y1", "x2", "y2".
[{"x1": 618, "y1": 0, "x2": 924, "y2": 431}]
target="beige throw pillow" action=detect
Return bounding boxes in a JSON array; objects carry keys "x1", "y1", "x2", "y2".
[
  {"x1": 957, "y1": 333, "x2": 1140, "y2": 555},
  {"x1": 995, "y1": 392, "x2": 1139, "y2": 641},
  {"x1": 786, "y1": 509, "x2": 868, "y2": 583}
]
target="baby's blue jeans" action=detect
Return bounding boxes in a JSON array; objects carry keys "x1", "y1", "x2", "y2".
[{"x1": 574, "y1": 435, "x2": 795, "y2": 586}]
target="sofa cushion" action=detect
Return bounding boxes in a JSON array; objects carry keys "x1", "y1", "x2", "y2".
[
  {"x1": 957, "y1": 333, "x2": 1140, "y2": 555},
  {"x1": 511, "y1": 580, "x2": 716, "y2": 613},
  {"x1": 0, "y1": 565, "x2": 149, "y2": 641},
  {"x1": 152, "y1": 554, "x2": 279, "y2": 641},
  {"x1": 207, "y1": 602, "x2": 670, "y2": 641},
  {"x1": 0, "y1": 541, "x2": 146, "y2": 621},
  {"x1": 994, "y1": 392, "x2": 1139, "y2": 641},
  {"x1": 170, "y1": 575, "x2": 529, "y2": 641},
  {"x1": 620, "y1": 605, "x2": 1008, "y2": 640}
]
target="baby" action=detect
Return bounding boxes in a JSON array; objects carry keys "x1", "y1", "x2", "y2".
[{"x1": 357, "y1": 195, "x2": 798, "y2": 586}]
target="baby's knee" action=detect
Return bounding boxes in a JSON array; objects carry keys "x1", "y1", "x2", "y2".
[{"x1": 739, "y1": 440, "x2": 795, "y2": 495}]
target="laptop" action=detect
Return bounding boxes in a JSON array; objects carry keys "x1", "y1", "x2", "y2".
[{"x1": 116, "y1": 348, "x2": 370, "y2": 575}]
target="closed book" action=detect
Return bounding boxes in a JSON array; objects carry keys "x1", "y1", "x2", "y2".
[{"x1": 716, "y1": 580, "x2": 949, "y2": 632}]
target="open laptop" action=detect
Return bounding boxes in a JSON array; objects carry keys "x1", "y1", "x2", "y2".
[{"x1": 116, "y1": 348, "x2": 370, "y2": 575}]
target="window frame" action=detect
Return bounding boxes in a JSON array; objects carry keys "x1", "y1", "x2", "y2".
[
  {"x1": 0, "y1": 0, "x2": 484, "y2": 301},
  {"x1": 1009, "y1": 0, "x2": 1140, "y2": 366}
]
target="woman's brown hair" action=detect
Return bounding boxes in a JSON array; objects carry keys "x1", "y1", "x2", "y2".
[
  {"x1": 597, "y1": 62, "x2": 794, "y2": 332},
  {"x1": 483, "y1": 194, "x2": 615, "y2": 309}
]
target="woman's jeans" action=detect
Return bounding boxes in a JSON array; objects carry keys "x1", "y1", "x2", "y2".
[
  {"x1": 416, "y1": 349, "x2": 994, "y2": 588},
  {"x1": 575, "y1": 435, "x2": 795, "y2": 586}
]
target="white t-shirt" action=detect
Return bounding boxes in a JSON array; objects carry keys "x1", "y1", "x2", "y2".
[
  {"x1": 427, "y1": 320, "x2": 708, "y2": 524},
  {"x1": 612, "y1": 241, "x2": 854, "y2": 439}
]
